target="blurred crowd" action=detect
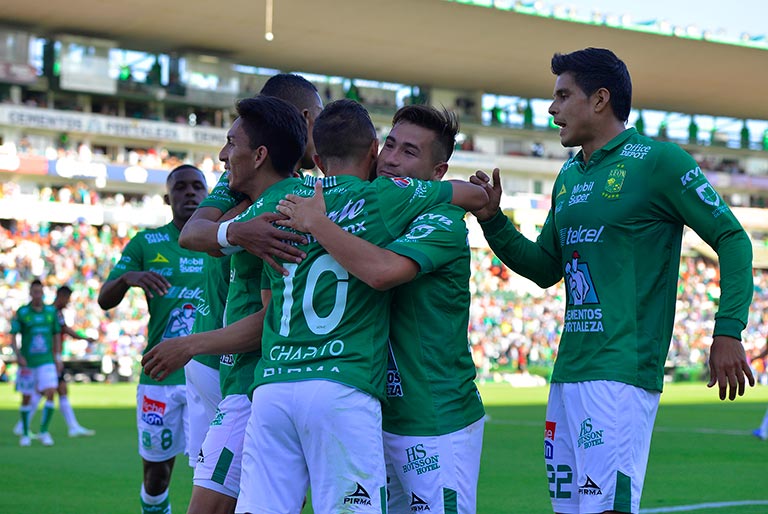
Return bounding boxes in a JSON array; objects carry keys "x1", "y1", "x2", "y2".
[{"x1": 2, "y1": 221, "x2": 768, "y2": 384}]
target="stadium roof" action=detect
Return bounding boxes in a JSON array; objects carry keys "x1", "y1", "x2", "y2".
[{"x1": 2, "y1": 0, "x2": 767, "y2": 120}]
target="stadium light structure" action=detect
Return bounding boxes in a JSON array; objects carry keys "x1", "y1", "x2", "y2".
[{"x1": 265, "y1": 0, "x2": 274, "y2": 41}]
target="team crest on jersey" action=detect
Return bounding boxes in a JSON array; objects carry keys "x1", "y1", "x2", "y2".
[
  {"x1": 149, "y1": 253, "x2": 169, "y2": 263},
  {"x1": 391, "y1": 176, "x2": 412, "y2": 188},
  {"x1": 141, "y1": 396, "x2": 167, "y2": 426},
  {"x1": 162, "y1": 303, "x2": 196, "y2": 339},
  {"x1": 695, "y1": 183, "x2": 720, "y2": 207},
  {"x1": 601, "y1": 164, "x2": 626, "y2": 199}
]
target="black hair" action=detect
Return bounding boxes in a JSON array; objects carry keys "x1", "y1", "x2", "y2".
[
  {"x1": 235, "y1": 95, "x2": 308, "y2": 175},
  {"x1": 551, "y1": 47, "x2": 632, "y2": 122},
  {"x1": 392, "y1": 105, "x2": 459, "y2": 163},
  {"x1": 312, "y1": 99, "x2": 376, "y2": 164},
  {"x1": 57, "y1": 285, "x2": 73, "y2": 296},
  {"x1": 30, "y1": 278, "x2": 43, "y2": 288},
  {"x1": 260, "y1": 73, "x2": 320, "y2": 112},
  {"x1": 167, "y1": 164, "x2": 204, "y2": 186}
]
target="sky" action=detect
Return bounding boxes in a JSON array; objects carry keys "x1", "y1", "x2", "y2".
[{"x1": 561, "y1": 0, "x2": 767, "y2": 39}]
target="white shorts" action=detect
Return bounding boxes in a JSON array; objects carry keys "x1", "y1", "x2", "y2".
[
  {"x1": 384, "y1": 417, "x2": 485, "y2": 514},
  {"x1": 236, "y1": 380, "x2": 386, "y2": 514},
  {"x1": 136, "y1": 384, "x2": 188, "y2": 462},
  {"x1": 193, "y1": 393, "x2": 250, "y2": 498},
  {"x1": 545, "y1": 381, "x2": 660, "y2": 514},
  {"x1": 185, "y1": 359, "x2": 222, "y2": 467},
  {"x1": 17, "y1": 364, "x2": 58, "y2": 395}
]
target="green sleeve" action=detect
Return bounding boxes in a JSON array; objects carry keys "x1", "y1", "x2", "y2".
[
  {"x1": 386, "y1": 205, "x2": 466, "y2": 276},
  {"x1": 479, "y1": 208, "x2": 562, "y2": 288},
  {"x1": 106, "y1": 235, "x2": 144, "y2": 281},
  {"x1": 199, "y1": 172, "x2": 248, "y2": 212},
  {"x1": 377, "y1": 178, "x2": 453, "y2": 239},
  {"x1": 651, "y1": 145, "x2": 752, "y2": 338}
]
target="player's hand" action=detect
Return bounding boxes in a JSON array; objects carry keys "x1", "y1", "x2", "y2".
[
  {"x1": 228, "y1": 212, "x2": 308, "y2": 275},
  {"x1": 707, "y1": 335, "x2": 755, "y2": 401},
  {"x1": 122, "y1": 271, "x2": 171, "y2": 299},
  {"x1": 276, "y1": 179, "x2": 326, "y2": 233},
  {"x1": 469, "y1": 168, "x2": 502, "y2": 221},
  {"x1": 141, "y1": 336, "x2": 194, "y2": 381}
]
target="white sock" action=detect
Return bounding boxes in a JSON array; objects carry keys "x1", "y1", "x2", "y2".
[
  {"x1": 141, "y1": 484, "x2": 169, "y2": 504},
  {"x1": 27, "y1": 392, "x2": 43, "y2": 426},
  {"x1": 59, "y1": 396, "x2": 80, "y2": 430}
]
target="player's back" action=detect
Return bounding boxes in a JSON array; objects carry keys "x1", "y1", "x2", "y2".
[{"x1": 254, "y1": 174, "x2": 453, "y2": 400}]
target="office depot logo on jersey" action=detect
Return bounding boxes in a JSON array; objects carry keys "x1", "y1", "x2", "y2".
[
  {"x1": 144, "y1": 232, "x2": 171, "y2": 244},
  {"x1": 620, "y1": 143, "x2": 651, "y2": 160},
  {"x1": 559, "y1": 225, "x2": 604, "y2": 246},
  {"x1": 141, "y1": 396, "x2": 167, "y2": 426}
]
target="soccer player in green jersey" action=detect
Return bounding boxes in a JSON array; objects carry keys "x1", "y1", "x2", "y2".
[
  {"x1": 178, "y1": 73, "x2": 320, "y2": 269},
  {"x1": 98, "y1": 164, "x2": 211, "y2": 514},
  {"x1": 13, "y1": 285, "x2": 96, "y2": 439},
  {"x1": 277, "y1": 104, "x2": 486, "y2": 513},
  {"x1": 471, "y1": 47, "x2": 754, "y2": 514},
  {"x1": 142, "y1": 95, "x2": 309, "y2": 514},
  {"x1": 10, "y1": 278, "x2": 62, "y2": 447},
  {"x1": 233, "y1": 99, "x2": 486, "y2": 514}
]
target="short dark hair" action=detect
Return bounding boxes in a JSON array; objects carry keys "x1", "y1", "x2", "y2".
[
  {"x1": 551, "y1": 47, "x2": 632, "y2": 123},
  {"x1": 392, "y1": 105, "x2": 459, "y2": 163},
  {"x1": 30, "y1": 279, "x2": 43, "y2": 288},
  {"x1": 313, "y1": 99, "x2": 376, "y2": 164},
  {"x1": 260, "y1": 73, "x2": 319, "y2": 112},
  {"x1": 57, "y1": 285, "x2": 73, "y2": 296},
  {"x1": 167, "y1": 164, "x2": 204, "y2": 186},
  {"x1": 235, "y1": 95, "x2": 308, "y2": 175}
]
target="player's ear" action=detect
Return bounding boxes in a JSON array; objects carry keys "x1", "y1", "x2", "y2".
[
  {"x1": 163, "y1": 193, "x2": 170, "y2": 206},
  {"x1": 432, "y1": 162, "x2": 449, "y2": 181}
]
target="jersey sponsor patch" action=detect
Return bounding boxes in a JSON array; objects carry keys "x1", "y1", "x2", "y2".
[
  {"x1": 391, "y1": 176, "x2": 412, "y2": 188},
  {"x1": 141, "y1": 396, "x2": 167, "y2": 426},
  {"x1": 149, "y1": 252, "x2": 169, "y2": 263},
  {"x1": 343, "y1": 483, "x2": 372, "y2": 506}
]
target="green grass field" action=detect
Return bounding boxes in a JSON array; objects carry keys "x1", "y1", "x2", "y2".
[{"x1": 3, "y1": 381, "x2": 768, "y2": 514}]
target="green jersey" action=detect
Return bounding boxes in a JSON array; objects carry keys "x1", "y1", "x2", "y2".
[
  {"x1": 480, "y1": 128, "x2": 752, "y2": 392},
  {"x1": 106, "y1": 222, "x2": 211, "y2": 385},
  {"x1": 219, "y1": 178, "x2": 303, "y2": 397},
  {"x1": 254, "y1": 175, "x2": 453, "y2": 400},
  {"x1": 191, "y1": 256, "x2": 231, "y2": 369},
  {"x1": 200, "y1": 171, "x2": 248, "y2": 213},
  {"x1": 382, "y1": 204, "x2": 485, "y2": 435},
  {"x1": 11, "y1": 303, "x2": 60, "y2": 368}
]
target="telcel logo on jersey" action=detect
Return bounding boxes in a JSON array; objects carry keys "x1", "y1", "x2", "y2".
[
  {"x1": 141, "y1": 396, "x2": 166, "y2": 426},
  {"x1": 568, "y1": 181, "x2": 594, "y2": 206},
  {"x1": 179, "y1": 257, "x2": 204, "y2": 273},
  {"x1": 144, "y1": 232, "x2": 171, "y2": 244},
  {"x1": 559, "y1": 225, "x2": 604, "y2": 246},
  {"x1": 165, "y1": 286, "x2": 204, "y2": 300},
  {"x1": 620, "y1": 143, "x2": 651, "y2": 160}
]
